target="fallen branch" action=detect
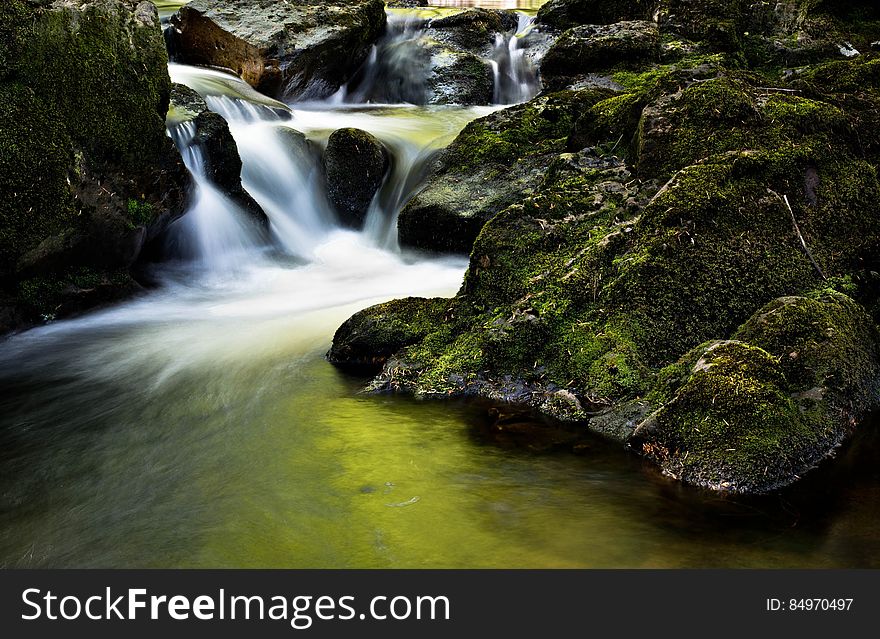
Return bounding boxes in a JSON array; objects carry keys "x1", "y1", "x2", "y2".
[{"x1": 769, "y1": 189, "x2": 826, "y2": 280}]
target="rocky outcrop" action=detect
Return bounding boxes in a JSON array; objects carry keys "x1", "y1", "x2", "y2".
[
  {"x1": 632, "y1": 291, "x2": 880, "y2": 493},
  {"x1": 168, "y1": 84, "x2": 267, "y2": 227},
  {"x1": 334, "y1": 47, "x2": 880, "y2": 493},
  {"x1": 537, "y1": 0, "x2": 655, "y2": 30},
  {"x1": 168, "y1": 0, "x2": 387, "y2": 101},
  {"x1": 428, "y1": 9, "x2": 520, "y2": 54},
  {"x1": 323, "y1": 128, "x2": 389, "y2": 229},
  {"x1": 0, "y1": 0, "x2": 189, "y2": 332}
]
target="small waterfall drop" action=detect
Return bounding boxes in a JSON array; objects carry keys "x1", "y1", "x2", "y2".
[
  {"x1": 166, "y1": 121, "x2": 264, "y2": 274},
  {"x1": 490, "y1": 13, "x2": 540, "y2": 105},
  {"x1": 205, "y1": 94, "x2": 336, "y2": 259},
  {"x1": 333, "y1": 13, "x2": 432, "y2": 105}
]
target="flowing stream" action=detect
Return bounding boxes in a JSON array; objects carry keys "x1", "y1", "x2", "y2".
[{"x1": 1, "y1": 1, "x2": 879, "y2": 568}]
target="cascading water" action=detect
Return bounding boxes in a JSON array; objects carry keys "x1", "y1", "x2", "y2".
[
  {"x1": 2, "y1": 1, "x2": 879, "y2": 571},
  {"x1": 332, "y1": 9, "x2": 541, "y2": 107},
  {"x1": 490, "y1": 13, "x2": 541, "y2": 105},
  {"x1": 166, "y1": 120, "x2": 265, "y2": 274},
  {"x1": 331, "y1": 13, "x2": 433, "y2": 105}
]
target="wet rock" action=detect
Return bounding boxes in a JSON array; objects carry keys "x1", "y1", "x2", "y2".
[
  {"x1": 427, "y1": 48, "x2": 495, "y2": 106},
  {"x1": 323, "y1": 128, "x2": 390, "y2": 229},
  {"x1": 0, "y1": 0, "x2": 189, "y2": 329},
  {"x1": 168, "y1": 84, "x2": 268, "y2": 228},
  {"x1": 428, "y1": 9, "x2": 520, "y2": 54},
  {"x1": 169, "y1": 0, "x2": 387, "y2": 100},
  {"x1": 537, "y1": 0, "x2": 655, "y2": 30},
  {"x1": 540, "y1": 21, "x2": 660, "y2": 92}
]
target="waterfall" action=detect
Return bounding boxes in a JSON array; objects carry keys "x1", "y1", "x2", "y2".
[
  {"x1": 165, "y1": 42, "x2": 497, "y2": 274},
  {"x1": 166, "y1": 121, "x2": 265, "y2": 274},
  {"x1": 490, "y1": 13, "x2": 540, "y2": 105},
  {"x1": 333, "y1": 10, "x2": 540, "y2": 107},
  {"x1": 333, "y1": 13, "x2": 432, "y2": 105},
  {"x1": 205, "y1": 94, "x2": 337, "y2": 259}
]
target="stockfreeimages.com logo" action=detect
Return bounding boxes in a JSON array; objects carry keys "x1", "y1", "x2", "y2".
[{"x1": 22, "y1": 588, "x2": 451, "y2": 629}]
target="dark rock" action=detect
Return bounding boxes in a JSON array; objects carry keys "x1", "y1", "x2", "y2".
[
  {"x1": 167, "y1": 84, "x2": 268, "y2": 228},
  {"x1": 169, "y1": 0, "x2": 387, "y2": 100},
  {"x1": 541, "y1": 21, "x2": 660, "y2": 92},
  {"x1": 398, "y1": 90, "x2": 610, "y2": 253},
  {"x1": 428, "y1": 50, "x2": 495, "y2": 106},
  {"x1": 0, "y1": 0, "x2": 189, "y2": 329},
  {"x1": 386, "y1": 0, "x2": 428, "y2": 7},
  {"x1": 323, "y1": 128, "x2": 389, "y2": 229},
  {"x1": 537, "y1": 0, "x2": 655, "y2": 30},
  {"x1": 327, "y1": 297, "x2": 450, "y2": 373},
  {"x1": 428, "y1": 9, "x2": 520, "y2": 53}
]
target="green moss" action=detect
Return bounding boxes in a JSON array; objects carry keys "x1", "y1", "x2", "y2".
[
  {"x1": 127, "y1": 199, "x2": 156, "y2": 227},
  {"x1": 635, "y1": 340, "x2": 823, "y2": 492},
  {"x1": 0, "y1": 82, "x2": 78, "y2": 278},
  {"x1": 634, "y1": 289, "x2": 880, "y2": 492},
  {"x1": 10, "y1": 0, "x2": 172, "y2": 174},
  {"x1": 328, "y1": 297, "x2": 452, "y2": 372},
  {"x1": 447, "y1": 90, "x2": 608, "y2": 172}
]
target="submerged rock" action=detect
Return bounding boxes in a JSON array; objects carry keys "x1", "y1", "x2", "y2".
[
  {"x1": 169, "y1": 0, "x2": 387, "y2": 100},
  {"x1": 0, "y1": 0, "x2": 189, "y2": 330},
  {"x1": 323, "y1": 128, "x2": 389, "y2": 229}
]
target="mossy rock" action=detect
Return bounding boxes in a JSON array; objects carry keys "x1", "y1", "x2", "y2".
[
  {"x1": 541, "y1": 21, "x2": 660, "y2": 92},
  {"x1": 632, "y1": 291, "x2": 880, "y2": 493},
  {"x1": 328, "y1": 297, "x2": 451, "y2": 373},
  {"x1": 0, "y1": 0, "x2": 190, "y2": 331},
  {"x1": 398, "y1": 89, "x2": 612, "y2": 252}
]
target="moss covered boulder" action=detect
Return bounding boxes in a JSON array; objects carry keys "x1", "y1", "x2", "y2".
[
  {"x1": 540, "y1": 21, "x2": 660, "y2": 91},
  {"x1": 169, "y1": 0, "x2": 387, "y2": 100},
  {"x1": 334, "y1": 49, "x2": 880, "y2": 492},
  {"x1": 0, "y1": 0, "x2": 189, "y2": 331},
  {"x1": 632, "y1": 291, "x2": 880, "y2": 493},
  {"x1": 328, "y1": 297, "x2": 450, "y2": 373},
  {"x1": 323, "y1": 128, "x2": 390, "y2": 229}
]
